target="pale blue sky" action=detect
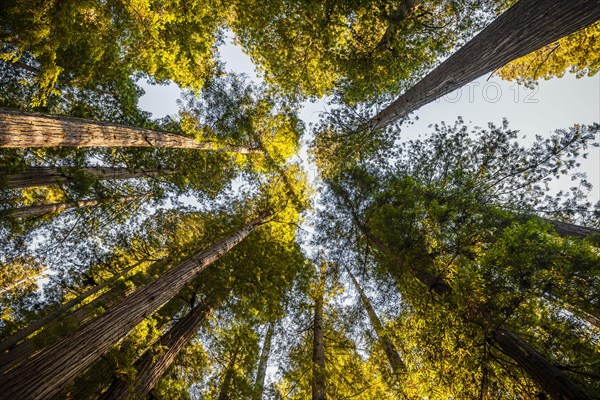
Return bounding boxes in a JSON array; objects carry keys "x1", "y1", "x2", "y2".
[{"x1": 138, "y1": 38, "x2": 600, "y2": 202}]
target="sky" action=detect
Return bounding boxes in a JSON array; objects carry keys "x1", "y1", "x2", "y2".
[{"x1": 138, "y1": 37, "x2": 600, "y2": 203}]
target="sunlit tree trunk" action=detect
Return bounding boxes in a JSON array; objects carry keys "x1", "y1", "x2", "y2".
[
  {"x1": 346, "y1": 268, "x2": 405, "y2": 375},
  {"x1": 5, "y1": 195, "x2": 142, "y2": 218},
  {"x1": 253, "y1": 320, "x2": 275, "y2": 400},
  {"x1": 0, "y1": 215, "x2": 268, "y2": 400},
  {"x1": 312, "y1": 263, "x2": 326, "y2": 400},
  {"x1": 101, "y1": 292, "x2": 226, "y2": 400},
  {"x1": 3, "y1": 166, "x2": 172, "y2": 190},
  {"x1": 368, "y1": 0, "x2": 600, "y2": 130},
  {"x1": 0, "y1": 107, "x2": 259, "y2": 153},
  {"x1": 354, "y1": 221, "x2": 592, "y2": 400}
]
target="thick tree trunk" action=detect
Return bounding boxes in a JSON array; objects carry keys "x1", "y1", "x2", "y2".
[
  {"x1": 312, "y1": 265, "x2": 326, "y2": 400},
  {"x1": 354, "y1": 221, "x2": 592, "y2": 399},
  {"x1": 368, "y1": 0, "x2": 600, "y2": 130},
  {"x1": 101, "y1": 293, "x2": 226, "y2": 400},
  {"x1": 0, "y1": 215, "x2": 268, "y2": 400},
  {"x1": 0, "y1": 258, "x2": 147, "y2": 356},
  {"x1": 253, "y1": 320, "x2": 275, "y2": 400},
  {"x1": 0, "y1": 107, "x2": 259, "y2": 153},
  {"x1": 2, "y1": 166, "x2": 172, "y2": 190},
  {"x1": 4, "y1": 195, "x2": 142, "y2": 218},
  {"x1": 346, "y1": 269, "x2": 406, "y2": 375},
  {"x1": 544, "y1": 218, "x2": 600, "y2": 240}
]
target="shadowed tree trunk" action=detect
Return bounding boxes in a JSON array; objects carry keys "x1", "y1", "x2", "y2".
[
  {"x1": 0, "y1": 214, "x2": 269, "y2": 400},
  {"x1": 4, "y1": 194, "x2": 143, "y2": 218},
  {"x1": 346, "y1": 268, "x2": 406, "y2": 375},
  {"x1": 2, "y1": 166, "x2": 172, "y2": 190},
  {"x1": 101, "y1": 291, "x2": 228, "y2": 400},
  {"x1": 312, "y1": 263, "x2": 326, "y2": 400},
  {"x1": 253, "y1": 320, "x2": 275, "y2": 400},
  {"x1": 218, "y1": 344, "x2": 241, "y2": 400},
  {"x1": 0, "y1": 107, "x2": 260, "y2": 153},
  {"x1": 544, "y1": 218, "x2": 600, "y2": 240},
  {"x1": 353, "y1": 219, "x2": 592, "y2": 400},
  {"x1": 368, "y1": 0, "x2": 600, "y2": 130}
]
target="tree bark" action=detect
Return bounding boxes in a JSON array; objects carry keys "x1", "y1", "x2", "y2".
[
  {"x1": 312, "y1": 264, "x2": 326, "y2": 400},
  {"x1": 0, "y1": 107, "x2": 260, "y2": 153},
  {"x1": 4, "y1": 195, "x2": 142, "y2": 218},
  {"x1": 218, "y1": 344, "x2": 241, "y2": 400},
  {"x1": 346, "y1": 268, "x2": 406, "y2": 375},
  {"x1": 544, "y1": 218, "x2": 600, "y2": 240},
  {"x1": 253, "y1": 320, "x2": 275, "y2": 400},
  {"x1": 368, "y1": 0, "x2": 600, "y2": 130},
  {"x1": 2, "y1": 166, "x2": 172, "y2": 190},
  {"x1": 0, "y1": 215, "x2": 268, "y2": 400},
  {"x1": 0, "y1": 257, "x2": 149, "y2": 356},
  {"x1": 100, "y1": 292, "x2": 226, "y2": 400},
  {"x1": 354, "y1": 221, "x2": 592, "y2": 399}
]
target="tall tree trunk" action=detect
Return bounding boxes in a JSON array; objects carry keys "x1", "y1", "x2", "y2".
[
  {"x1": 0, "y1": 214, "x2": 268, "y2": 400},
  {"x1": 368, "y1": 0, "x2": 600, "y2": 130},
  {"x1": 346, "y1": 268, "x2": 406, "y2": 375},
  {"x1": 312, "y1": 264, "x2": 326, "y2": 400},
  {"x1": 544, "y1": 218, "x2": 600, "y2": 240},
  {"x1": 544, "y1": 293, "x2": 600, "y2": 330},
  {"x1": 2, "y1": 166, "x2": 172, "y2": 190},
  {"x1": 4, "y1": 194, "x2": 143, "y2": 218},
  {"x1": 101, "y1": 291, "x2": 227, "y2": 400},
  {"x1": 354, "y1": 221, "x2": 592, "y2": 399},
  {"x1": 218, "y1": 345, "x2": 241, "y2": 400},
  {"x1": 0, "y1": 107, "x2": 259, "y2": 153},
  {"x1": 0, "y1": 257, "x2": 149, "y2": 356},
  {"x1": 253, "y1": 320, "x2": 275, "y2": 400}
]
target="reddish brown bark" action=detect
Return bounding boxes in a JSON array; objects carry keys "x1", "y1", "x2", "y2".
[
  {"x1": 0, "y1": 215, "x2": 268, "y2": 399},
  {"x1": 369, "y1": 0, "x2": 600, "y2": 130},
  {"x1": 5, "y1": 195, "x2": 142, "y2": 218},
  {"x1": 312, "y1": 264, "x2": 326, "y2": 400},
  {"x1": 0, "y1": 107, "x2": 259, "y2": 153}
]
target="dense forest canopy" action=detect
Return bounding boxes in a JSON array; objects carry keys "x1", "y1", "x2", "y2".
[{"x1": 0, "y1": 0, "x2": 599, "y2": 399}]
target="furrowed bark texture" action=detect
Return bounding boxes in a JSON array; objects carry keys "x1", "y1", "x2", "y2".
[
  {"x1": 369, "y1": 0, "x2": 600, "y2": 130},
  {"x1": 312, "y1": 267, "x2": 326, "y2": 400},
  {"x1": 0, "y1": 216, "x2": 265, "y2": 400},
  {"x1": 5, "y1": 195, "x2": 140, "y2": 218},
  {"x1": 2, "y1": 166, "x2": 171, "y2": 190},
  {"x1": 101, "y1": 294, "x2": 224, "y2": 400},
  {"x1": 355, "y1": 222, "x2": 592, "y2": 399},
  {"x1": 253, "y1": 320, "x2": 275, "y2": 400},
  {"x1": 347, "y1": 269, "x2": 406, "y2": 375},
  {"x1": 0, "y1": 107, "x2": 259, "y2": 154},
  {"x1": 0, "y1": 257, "x2": 148, "y2": 356}
]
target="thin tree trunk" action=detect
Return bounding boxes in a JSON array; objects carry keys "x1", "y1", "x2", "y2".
[
  {"x1": 101, "y1": 292, "x2": 227, "y2": 400},
  {"x1": 312, "y1": 263, "x2": 326, "y2": 400},
  {"x1": 4, "y1": 195, "x2": 142, "y2": 218},
  {"x1": 0, "y1": 214, "x2": 268, "y2": 400},
  {"x1": 0, "y1": 257, "x2": 149, "y2": 356},
  {"x1": 544, "y1": 293, "x2": 600, "y2": 330},
  {"x1": 218, "y1": 345, "x2": 240, "y2": 400},
  {"x1": 368, "y1": 0, "x2": 600, "y2": 130},
  {"x1": 253, "y1": 320, "x2": 275, "y2": 400},
  {"x1": 2, "y1": 166, "x2": 172, "y2": 190},
  {"x1": 354, "y1": 220, "x2": 592, "y2": 399},
  {"x1": 346, "y1": 268, "x2": 406, "y2": 375},
  {"x1": 0, "y1": 107, "x2": 260, "y2": 153}
]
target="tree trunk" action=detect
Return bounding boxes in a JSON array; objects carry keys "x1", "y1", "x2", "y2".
[
  {"x1": 0, "y1": 257, "x2": 149, "y2": 356},
  {"x1": 0, "y1": 107, "x2": 259, "y2": 154},
  {"x1": 354, "y1": 221, "x2": 592, "y2": 399},
  {"x1": 312, "y1": 264, "x2": 326, "y2": 400},
  {"x1": 0, "y1": 215, "x2": 268, "y2": 400},
  {"x1": 101, "y1": 292, "x2": 226, "y2": 400},
  {"x1": 346, "y1": 268, "x2": 406, "y2": 375},
  {"x1": 2, "y1": 166, "x2": 172, "y2": 190},
  {"x1": 368, "y1": 0, "x2": 600, "y2": 130},
  {"x1": 218, "y1": 345, "x2": 240, "y2": 400},
  {"x1": 544, "y1": 218, "x2": 600, "y2": 240},
  {"x1": 253, "y1": 320, "x2": 275, "y2": 400},
  {"x1": 4, "y1": 195, "x2": 142, "y2": 218}
]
